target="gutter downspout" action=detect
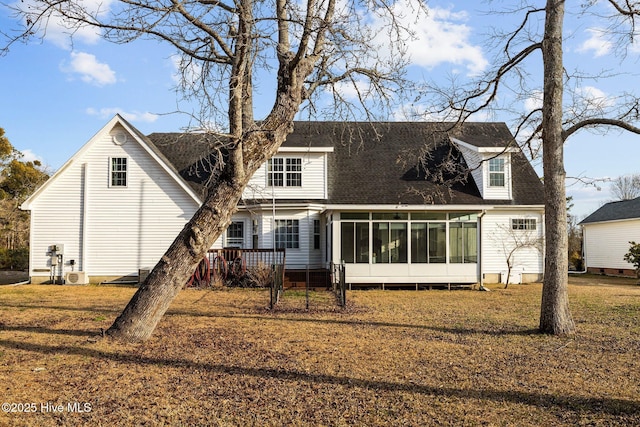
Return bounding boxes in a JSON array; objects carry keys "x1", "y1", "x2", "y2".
[
  {"x1": 81, "y1": 163, "x2": 89, "y2": 278},
  {"x1": 478, "y1": 210, "x2": 488, "y2": 291}
]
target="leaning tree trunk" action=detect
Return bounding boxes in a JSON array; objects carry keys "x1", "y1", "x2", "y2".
[
  {"x1": 106, "y1": 176, "x2": 245, "y2": 341},
  {"x1": 539, "y1": 0, "x2": 575, "y2": 334},
  {"x1": 106, "y1": 35, "x2": 319, "y2": 341}
]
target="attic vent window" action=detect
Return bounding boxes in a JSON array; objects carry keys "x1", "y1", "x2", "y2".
[
  {"x1": 112, "y1": 131, "x2": 128, "y2": 145},
  {"x1": 110, "y1": 157, "x2": 128, "y2": 187},
  {"x1": 488, "y1": 158, "x2": 505, "y2": 187}
]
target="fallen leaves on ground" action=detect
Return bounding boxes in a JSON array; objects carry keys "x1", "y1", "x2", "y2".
[{"x1": 0, "y1": 276, "x2": 639, "y2": 426}]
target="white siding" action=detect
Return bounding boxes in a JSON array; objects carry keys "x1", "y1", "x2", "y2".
[
  {"x1": 243, "y1": 152, "x2": 327, "y2": 200},
  {"x1": 583, "y1": 220, "x2": 640, "y2": 270},
  {"x1": 481, "y1": 154, "x2": 512, "y2": 200},
  {"x1": 27, "y1": 123, "x2": 199, "y2": 279},
  {"x1": 211, "y1": 213, "x2": 252, "y2": 249},
  {"x1": 457, "y1": 145, "x2": 512, "y2": 200},
  {"x1": 248, "y1": 209, "x2": 323, "y2": 267},
  {"x1": 481, "y1": 210, "x2": 544, "y2": 276},
  {"x1": 457, "y1": 145, "x2": 484, "y2": 197}
]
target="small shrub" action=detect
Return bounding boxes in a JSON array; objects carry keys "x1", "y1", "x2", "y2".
[
  {"x1": 225, "y1": 262, "x2": 274, "y2": 288},
  {"x1": 0, "y1": 247, "x2": 28, "y2": 270},
  {"x1": 623, "y1": 241, "x2": 640, "y2": 280},
  {"x1": 247, "y1": 262, "x2": 275, "y2": 288}
]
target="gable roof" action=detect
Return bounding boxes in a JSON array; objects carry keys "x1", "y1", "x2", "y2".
[
  {"x1": 21, "y1": 115, "x2": 202, "y2": 209},
  {"x1": 306, "y1": 122, "x2": 542, "y2": 205},
  {"x1": 23, "y1": 119, "x2": 545, "y2": 210},
  {"x1": 146, "y1": 121, "x2": 544, "y2": 206},
  {"x1": 580, "y1": 197, "x2": 640, "y2": 224}
]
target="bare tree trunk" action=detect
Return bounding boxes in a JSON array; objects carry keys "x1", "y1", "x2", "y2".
[
  {"x1": 539, "y1": 0, "x2": 575, "y2": 334},
  {"x1": 107, "y1": 39, "x2": 317, "y2": 340},
  {"x1": 106, "y1": 176, "x2": 245, "y2": 341}
]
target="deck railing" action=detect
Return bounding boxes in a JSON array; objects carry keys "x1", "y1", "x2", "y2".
[
  {"x1": 206, "y1": 248, "x2": 286, "y2": 271},
  {"x1": 204, "y1": 249, "x2": 286, "y2": 301}
]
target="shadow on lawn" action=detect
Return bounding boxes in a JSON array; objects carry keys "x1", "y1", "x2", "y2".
[
  {"x1": 0, "y1": 324, "x2": 96, "y2": 337},
  {"x1": 169, "y1": 310, "x2": 541, "y2": 337},
  {"x1": 0, "y1": 303, "x2": 122, "y2": 314},
  {"x1": 0, "y1": 337, "x2": 637, "y2": 418},
  {"x1": 1, "y1": 302, "x2": 540, "y2": 337}
]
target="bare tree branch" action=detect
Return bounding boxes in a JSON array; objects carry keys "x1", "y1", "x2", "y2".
[{"x1": 563, "y1": 117, "x2": 640, "y2": 141}]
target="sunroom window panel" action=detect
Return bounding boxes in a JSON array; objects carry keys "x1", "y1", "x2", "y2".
[
  {"x1": 340, "y1": 222, "x2": 369, "y2": 263},
  {"x1": 340, "y1": 223, "x2": 355, "y2": 263},
  {"x1": 373, "y1": 223, "x2": 389, "y2": 263},
  {"x1": 449, "y1": 222, "x2": 478, "y2": 264},
  {"x1": 463, "y1": 223, "x2": 478, "y2": 263},
  {"x1": 449, "y1": 223, "x2": 463, "y2": 264},
  {"x1": 355, "y1": 222, "x2": 369, "y2": 263},
  {"x1": 428, "y1": 223, "x2": 446, "y2": 263},
  {"x1": 411, "y1": 223, "x2": 427, "y2": 263},
  {"x1": 390, "y1": 223, "x2": 408, "y2": 263}
]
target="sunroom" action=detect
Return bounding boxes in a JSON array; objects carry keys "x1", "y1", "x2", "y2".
[{"x1": 328, "y1": 211, "x2": 481, "y2": 286}]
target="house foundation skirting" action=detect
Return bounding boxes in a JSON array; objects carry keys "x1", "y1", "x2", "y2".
[{"x1": 586, "y1": 267, "x2": 637, "y2": 278}]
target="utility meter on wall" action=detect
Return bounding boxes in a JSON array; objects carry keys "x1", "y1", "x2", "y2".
[{"x1": 50, "y1": 244, "x2": 65, "y2": 255}]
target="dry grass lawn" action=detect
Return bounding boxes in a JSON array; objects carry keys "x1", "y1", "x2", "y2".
[{"x1": 1, "y1": 276, "x2": 639, "y2": 426}]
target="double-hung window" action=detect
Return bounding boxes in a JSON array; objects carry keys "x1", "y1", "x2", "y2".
[
  {"x1": 226, "y1": 221, "x2": 244, "y2": 247},
  {"x1": 110, "y1": 157, "x2": 127, "y2": 187},
  {"x1": 275, "y1": 219, "x2": 299, "y2": 249},
  {"x1": 488, "y1": 158, "x2": 505, "y2": 187},
  {"x1": 268, "y1": 158, "x2": 302, "y2": 187},
  {"x1": 268, "y1": 158, "x2": 284, "y2": 186}
]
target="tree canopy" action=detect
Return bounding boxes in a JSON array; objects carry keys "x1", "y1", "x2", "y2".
[{"x1": 0, "y1": 128, "x2": 48, "y2": 261}]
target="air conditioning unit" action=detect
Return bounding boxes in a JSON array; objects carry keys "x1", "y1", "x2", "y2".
[{"x1": 65, "y1": 271, "x2": 88, "y2": 285}]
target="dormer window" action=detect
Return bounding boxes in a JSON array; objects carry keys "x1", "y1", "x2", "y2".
[
  {"x1": 488, "y1": 158, "x2": 505, "y2": 187},
  {"x1": 268, "y1": 157, "x2": 302, "y2": 187}
]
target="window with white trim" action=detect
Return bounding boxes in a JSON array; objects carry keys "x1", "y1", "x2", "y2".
[
  {"x1": 275, "y1": 219, "x2": 299, "y2": 249},
  {"x1": 226, "y1": 221, "x2": 244, "y2": 247},
  {"x1": 268, "y1": 157, "x2": 302, "y2": 187},
  {"x1": 488, "y1": 158, "x2": 505, "y2": 187},
  {"x1": 511, "y1": 218, "x2": 537, "y2": 230},
  {"x1": 313, "y1": 219, "x2": 321, "y2": 250},
  {"x1": 110, "y1": 157, "x2": 127, "y2": 187}
]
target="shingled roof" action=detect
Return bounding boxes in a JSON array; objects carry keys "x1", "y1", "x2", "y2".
[
  {"x1": 145, "y1": 121, "x2": 544, "y2": 206},
  {"x1": 580, "y1": 197, "x2": 640, "y2": 224}
]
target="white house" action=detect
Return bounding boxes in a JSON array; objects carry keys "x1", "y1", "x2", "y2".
[
  {"x1": 21, "y1": 115, "x2": 545, "y2": 286},
  {"x1": 580, "y1": 197, "x2": 640, "y2": 277}
]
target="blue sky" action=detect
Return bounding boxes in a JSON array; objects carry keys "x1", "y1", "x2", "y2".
[{"x1": 1, "y1": 0, "x2": 640, "y2": 218}]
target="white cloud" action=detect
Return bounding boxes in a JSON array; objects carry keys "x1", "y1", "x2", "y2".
[
  {"x1": 578, "y1": 85, "x2": 614, "y2": 110},
  {"x1": 524, "y1": 90, "x2": 543, "y2": 112},
  {"x1": 19, "y1": 0, "x2": 114, "y2": 49},
  {"x1": 61, "y1": 51, "x2": 117, "y2": 86},
  {"x1": 577, "y1": 28, "x2": 612, "y2": 57},
  {"x1": 370, "y1": 2, "x2": 488, "y2": 76},
  {"x1": 171, "y1": 55, "x2": 203, "y2": 87},
  {"x1": 18, "y1": 149, "x2": 43, "y2": 164},
  {"x1": 86, "y1": 107, "x2": 158, "y2": 123}
]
